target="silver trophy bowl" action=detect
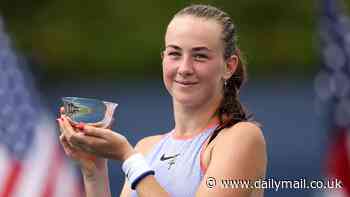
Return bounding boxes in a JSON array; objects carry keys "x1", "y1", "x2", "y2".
[{"x1": 62, "y1": 97, "x2": 118, "y2": 128}]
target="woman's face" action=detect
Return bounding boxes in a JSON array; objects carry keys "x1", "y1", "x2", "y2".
[{"x1": 162, "y1": 15, "x2": 231, "y2": 108}]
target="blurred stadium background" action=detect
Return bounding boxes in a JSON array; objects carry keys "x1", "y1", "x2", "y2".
[{"x1": 0, "y1": 0, "x2": 347, "y2": 196}]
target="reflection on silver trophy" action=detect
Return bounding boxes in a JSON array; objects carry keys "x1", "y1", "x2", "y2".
[{"x1": 62, "y1": 97, "x2": 118, "y2": 128}]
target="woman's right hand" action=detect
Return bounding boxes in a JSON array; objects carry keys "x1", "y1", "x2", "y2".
[{"x1": 58, "y1": 107, "x2": 107, "y2": 178}]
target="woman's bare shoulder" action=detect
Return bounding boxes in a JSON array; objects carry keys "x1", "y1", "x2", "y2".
[
  {"x1": 134, "y1": 134, "x2": 165, "y2": 155},
  {"x1": 210, "y1": 121, "x2": 267, "y2": 165},
  {"x1": 207, "y1": 121, "x2": 267, "y2": 180},
  {"x1": 218, "y1": 121, "x2": 265, "y2": 146}
]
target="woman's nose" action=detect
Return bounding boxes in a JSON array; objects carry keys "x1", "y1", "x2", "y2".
[{"x1": 178, "y1": 56, "x2": 194, "y2": 76}]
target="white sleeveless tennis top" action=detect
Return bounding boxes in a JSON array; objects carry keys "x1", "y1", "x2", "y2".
[{"x1": 130, "y1": 124, "x2": 218, "y2": 197}]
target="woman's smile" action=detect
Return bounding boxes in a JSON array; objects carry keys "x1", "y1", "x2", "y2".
[{"x1": 174, "y1": 80, "x2": 199, "y2": 87}]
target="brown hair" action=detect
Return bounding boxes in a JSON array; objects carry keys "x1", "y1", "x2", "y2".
[{"x1": 174, "y1": 4, "x2": 252, "y2": 141}]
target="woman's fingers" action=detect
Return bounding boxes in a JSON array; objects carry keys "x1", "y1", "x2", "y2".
[
  {"x1": 60, "y1": 115, "x2": 76, "y2": 138},
  {"x1": 61, "y1": 123, "x2": 106, "y2": 154},
  {"x1": 59, "y1": 134, "x2": 74, "y2": 156},
  {"x1": 59, "y1": 115, "x2": 82, "y2": 148},
  {"x1": 60, "y1": 106, "x2": 65, "y2": 114},
  {"x1": 57, "y1": 119, "x2": 64, "y2": 134},
  {"x1": 58, "y1": 116, "x2": 86, "y2": 147},
  {"x1": 58, "y1": 117, "x2": 119, "y2": 158},
  {"x1": 73, "y1": 133, "x2": 106, "y2": 153},
  {"x1": 59, "y1": 107, "x2": 76, "y2": 128},
  {"x1": 82, "y1": 125, "x2": 108, "y2": 138}
]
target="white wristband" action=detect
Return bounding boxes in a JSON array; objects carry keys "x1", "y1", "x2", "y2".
[{"x1": 122, "y1": 153, "x2": 155, "y2": 190}]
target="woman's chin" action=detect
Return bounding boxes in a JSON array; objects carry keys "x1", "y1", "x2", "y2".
[{"x1": 173, "y1": 94, "x2": 201, "y2": 108}]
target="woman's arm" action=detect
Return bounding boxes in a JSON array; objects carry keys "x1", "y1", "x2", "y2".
[
  {"x1": 120, "y1": 176, "x2": 169, "y2": 197},
  {"x1": 58, "y1": 117, "x2": 112, "y2": 197},
  {"x1": 82, "y1": 161, "x2": 111, "y2": 197},
  {"x1": 195, "y1": 122, "x2": 267, "y2": 197},
  {"x1": 120, "y1": 135, "x2": 166, "y2": 197},
  {"x1": 59, "y1": 113, "x2": 170, "y2": 197}
]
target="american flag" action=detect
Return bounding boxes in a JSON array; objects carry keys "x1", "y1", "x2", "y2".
[
  {"x1": 0, "y1": 16, "x2": 83, "y2": 197},
  {"x1": 315, "y1": 0, "x2": 350, "y2": 196}
]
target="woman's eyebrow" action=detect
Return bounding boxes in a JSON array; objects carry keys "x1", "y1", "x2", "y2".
[
  {"x1": 192, "y1": 47, "x2": 211, "y2": 52},
  {"x1": 166, "y1": 45, "x2": 181, "y2": 50},
  {"x1": 165, "y1": 45, "x2": 212, "y2": 52}
]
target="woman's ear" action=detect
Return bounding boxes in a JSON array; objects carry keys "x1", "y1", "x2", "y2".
[
  {"x1": 160, "y1": 51, "x2": 164, "y2": 60},
  {"x1": 223, "y1": 54, "x2": 239, "y2": 80}
]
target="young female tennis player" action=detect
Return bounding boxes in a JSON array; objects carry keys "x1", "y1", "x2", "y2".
[{"x1": 58, "y1": 4, "x2": 267, "y2": 197}]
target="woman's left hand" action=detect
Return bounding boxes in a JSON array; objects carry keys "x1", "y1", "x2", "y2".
[{"x1": 60, "y1": 115, "x2": 136, "y2": 162}]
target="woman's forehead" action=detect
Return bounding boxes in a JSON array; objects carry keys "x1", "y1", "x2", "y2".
[{"x1": 165, "y1": 16, "x2": 223, "y2": 51}]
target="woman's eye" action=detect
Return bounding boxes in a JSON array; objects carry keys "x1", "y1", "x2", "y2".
[
  {"x1": 168, "y1": 52, "x2": 181, "y2": 57},
  {"x1": 193, "y1": 54, "x2": 208, "y2": 61}
]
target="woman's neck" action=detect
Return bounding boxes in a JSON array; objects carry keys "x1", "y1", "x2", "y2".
[{"x1": 172, "y1": 96, "x2": 221, "y2": 137}]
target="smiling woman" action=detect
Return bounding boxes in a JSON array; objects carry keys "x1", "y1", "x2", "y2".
[
  {"x1": 57, "y1": 4, "x2": 267, "y2": 197},
  {"x1": 162, "y1": 15, "x2": 227, "y2": 109}
]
